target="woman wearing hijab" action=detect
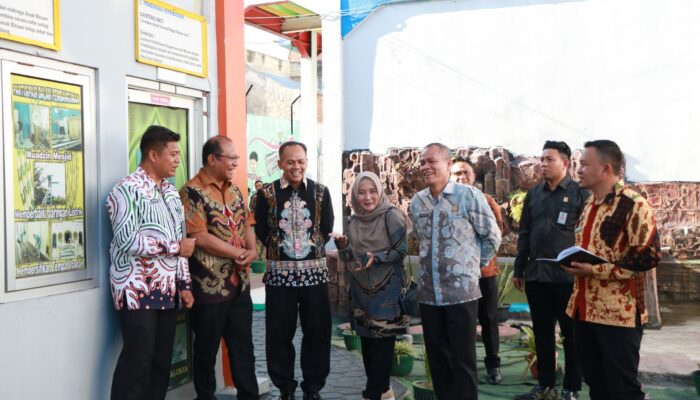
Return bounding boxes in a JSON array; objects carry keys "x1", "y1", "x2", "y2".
[{"x1": 330, "y1": 172, "x2": 411, "y2": 400}]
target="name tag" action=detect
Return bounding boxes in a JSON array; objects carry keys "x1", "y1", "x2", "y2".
[{"x1": 557, "y1": 211, "x2": 568, "y2": 225}]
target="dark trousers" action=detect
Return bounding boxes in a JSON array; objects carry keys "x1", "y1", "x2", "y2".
[
  {"x1": 478, "y1": 276, "x2": 500, "y2": 369},
  {"x1": 111, "y1": 308, "x2": 178, "y2": 400},
  {"x1": 420, "y1": 301, "x2": 478, "y2": 400},
  {"x1": 525, "y1": 281, "x2": 582, "y2": 391},
  {"x1": 575, "y1": 315, "x2": 645, "y2": 400},
  {"x1": 191, "y1": 293, "x2": 259, "y2": 400},
  {"x1": 265, "y1": 284, "x2": 331, "y2": 394},
  {"x1": 360, "y1": 336, "x2": 396, "y2": 400}
]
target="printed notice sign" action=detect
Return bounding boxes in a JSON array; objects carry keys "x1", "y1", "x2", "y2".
[
  {"x1": 10, "y1": 74, "x2": 86, "y2": 278},
  {"x1": 135, "y1": 0, "x2": 207, "y2": 77},
  {"x1": 0, "y1": 0, "x2": 61, "y2": 50}
]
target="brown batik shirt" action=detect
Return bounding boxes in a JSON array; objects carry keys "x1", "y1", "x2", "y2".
[
  {"x1": 180, "y1": 169, "x2": 250, "y2": 304},
  {"x1": 566, "y1": 181, "x2": 661, "y2": 328}
]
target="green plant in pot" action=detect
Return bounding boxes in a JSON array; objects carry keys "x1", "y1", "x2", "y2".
[
  {"x1": 512, "y1": 325, "x2": 561, "y2": 379},
  {"x1": 342, "y1": 329, "x2": 361, "y2": 351},
  {"x1": 497, "y1": 263, "x2": 515, "y2": 323},
  {"x1": 413, "y1": 345, "x2": 437, "y2": 400},
  {"x1": 250, "y1": 242, "x2": 266, "y2": 274},
  {"x1": 692, "y1": 363, "x2": 700, "y2": 396},
  {"x1": 391, "y1": 340, "x2": 417, "y2": 377}
]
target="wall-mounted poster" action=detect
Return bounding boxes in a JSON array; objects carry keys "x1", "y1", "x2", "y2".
[
  {"x1": 9, "y1": 74, "x2": 86, "y2": 280},
  {"x1": 0, "y1": 0, "x2": 61, "y2": 50},
  {"x1": 0, "y1": 53, "x2": 99, "y2": 300},
  {"x1": 134, "y1": 0, "x2": 207, "y2": 77}
]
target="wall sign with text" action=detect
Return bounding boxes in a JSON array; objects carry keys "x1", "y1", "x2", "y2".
[
  {"x1": 0, "y1": 0, "x2": 61, "y2": 50},
  {"x1": 135, "y1": 0, "x2": 207, "y2": 77},
  {"x1": 0, "y1": 51, "x2": 97, "y2": 300}
]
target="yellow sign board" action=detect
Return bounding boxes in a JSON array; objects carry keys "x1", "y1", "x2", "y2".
[
  {"x1": 0, "y1": 0, "x2": 61, "y2": 50},
  {"x1": 134, "y1": 0, "x2": 208, "y2": 77}
]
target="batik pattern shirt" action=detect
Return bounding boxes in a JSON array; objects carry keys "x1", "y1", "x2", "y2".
[
  {"x1": 566, "y1": 181, "x2": 661, "y2": 328},
  {"x1": 180, "y1": 169, "x2": 250, "y2": 304},
  {"x1": 106, "y1": 167, "x2": 191, "y2": 310},
  {"x1": 254, "y1": 177, "x2": 334, "y2": 287},
  {"x1": 410, "y1": 182, "x2": 502, "y2": 306}
]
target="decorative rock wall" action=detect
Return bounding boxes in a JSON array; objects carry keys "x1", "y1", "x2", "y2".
[{"x1": 341, "y1": 147, "x2": 700, "y2": 260}]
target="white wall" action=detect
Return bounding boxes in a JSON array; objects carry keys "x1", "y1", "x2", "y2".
[
  {"x1": 0, "y1": 1, "x2": 218, "y2": 399},
  {"x1": 342, "y1": 0, "x2": 700, "y2": 182}
]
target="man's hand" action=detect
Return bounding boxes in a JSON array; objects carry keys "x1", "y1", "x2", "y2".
[
  {"x1": 329, "y1": 232, "x2": 349, "y2": 249},
  {"x1": 180, "y1": 290, "x2": 194, "y2": 309},
  {"x1": 235, "y1": 249, "x2": 257, "y2": 266},
  {"x1": 512, "y1": 277, "x2": 524, "y2": 291},
  {"x1": 561, "y1": 261, "x2": 594, "y2": 277},
  {"x1": 179, "y1": 238, "x2": 196, "y2": 257}
]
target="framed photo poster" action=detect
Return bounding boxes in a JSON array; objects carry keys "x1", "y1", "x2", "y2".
[{"x1": 0, "y1": 51, "x2": 97, "y2": 301}]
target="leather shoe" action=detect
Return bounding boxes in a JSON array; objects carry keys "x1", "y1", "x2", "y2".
[
  {"x1": 487, "y1": 367, "x2": 502, "y2": 384},
  {"x1": 279, "y1": 391, "x2": 296, "y2": 400}
]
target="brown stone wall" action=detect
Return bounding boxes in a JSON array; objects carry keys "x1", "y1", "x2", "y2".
[{"x1": 342, "y1": 147, "x2": 700, "y2": 261}]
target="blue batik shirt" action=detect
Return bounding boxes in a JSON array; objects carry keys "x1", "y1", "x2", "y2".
[{"x1": 409, "y1": 182, "x2": 502, "y2": 306}]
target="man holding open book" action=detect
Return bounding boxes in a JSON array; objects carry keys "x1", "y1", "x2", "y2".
[
  {"x1": 513, "y1": 141, "x2": 587, "y2": 400},
  {"x1": 563, "y1": 140, "x2": 661, "y2": 400}
]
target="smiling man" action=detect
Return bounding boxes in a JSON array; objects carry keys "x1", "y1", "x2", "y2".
[
  {"x1": 180, "y1": 136, "x2": 260, "y2": 400},
  {"x1": 107, "y1": 125, "x2": 195, "y2": 400},
  {"x1": 254, "y1": 141, "x2": 334, "y2": 400},
  {"x1": 409, "y1": 143, "x2": 501, "y2": 400}
]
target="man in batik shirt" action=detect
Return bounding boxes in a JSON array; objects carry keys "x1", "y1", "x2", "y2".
[
  {"x1": 563, "y1": 140, "x2": 661, "y2": 400},
  {"x1": 254, "y1": 141, "x2": 334, "y2": 400},
  {"x1": 410, "y1": 143, "x2": 501, "y2": 400},
  {"x1": 107, "y1": 125, "x2": 195, "y2": 400},
  {"x1": 181, "y1": 136, "x2": 259, "y2": 400}
]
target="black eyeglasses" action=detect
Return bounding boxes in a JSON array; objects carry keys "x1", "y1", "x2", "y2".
[{"x1": 215, "y1": 154, "x2": 240, "y2": 161}]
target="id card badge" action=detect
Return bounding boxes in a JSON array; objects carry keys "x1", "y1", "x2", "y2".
[{"x1": 557, "y1": 211, "x2": 568, "y2": 225}]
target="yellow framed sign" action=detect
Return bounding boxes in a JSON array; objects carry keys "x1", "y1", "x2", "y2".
[
  {"x1": 0, "y1": 0, "x2": 61, "y2": 50},
  {"x1": 134, "y1": 0, "x2": 208, "y2": 77}
]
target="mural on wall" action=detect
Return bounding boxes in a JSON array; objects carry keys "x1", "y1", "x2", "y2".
[{"x1": 246, "y1": 114, "x2": 300, "y2": 195}]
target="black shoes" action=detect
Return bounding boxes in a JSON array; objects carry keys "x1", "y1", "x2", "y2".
[
  {"x1": 279, "y1": 391, "x2": 296, "y2": 400},
  {"x1": 560, "y1": 389, "x2": 578, "y2": 400},
  {"x1": 514, "y1": 385, "x2": 557, "y2": 400},
  {"x1": 487, "y1": 367, "x2": 502, "y2": 384},
  {"x1": 302, "y1": 393, "x2": 323, "y2": 400}
]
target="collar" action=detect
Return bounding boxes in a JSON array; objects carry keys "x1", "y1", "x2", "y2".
[
  {"x1": 544, "y1": 175, "x2": 572, "y2": 192},
  {"x1": 280, "y1": 176, "x2": 308, "y2": 191},
  {"x1": 135, "y1": 166, "x2": 173, "y2": 192},
  {"x1": 425, "y1": 181, "x2": 455, "y2": 201},
  {"x1": 603, "y1": 180, "x2": 626, "y2": 204},
  {"x1": 193, "y1": 167, "x2": 231, "y2": 191}
]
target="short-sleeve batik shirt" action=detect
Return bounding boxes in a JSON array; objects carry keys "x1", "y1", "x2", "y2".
[{"x1": 180, "y1": 168, "x2": 250, "y2": 304}]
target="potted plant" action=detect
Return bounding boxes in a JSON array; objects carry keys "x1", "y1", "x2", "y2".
[
  {"x1": 513, "y1": 326, "x2": 561, "y2": 379},
  {"x1": 251, "y1": 242, "x2": 266, "y2": 274},
  {"x1": 342, "y1": 329, "x2": 361, "y2": 351},
  {"x1": 391, "y1": 340, "x2": 417, "y2": 376},
  {"x1": 497, "y1": 263, "x2": 515, "y2": 323},
  {"x1": 692, "y1": 363, "x2": 700, "y2": 396},
  {"x1": 412, "y1": 346, "x2": 437, "y2": 400}
]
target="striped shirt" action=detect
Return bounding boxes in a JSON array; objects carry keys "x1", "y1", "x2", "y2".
[{"x1": 106, "y1": 167, "x2": 191, "y2": 310}]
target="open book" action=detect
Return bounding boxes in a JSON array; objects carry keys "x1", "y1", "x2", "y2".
[{"x1": 536, "y1": 246, "x2": 608, "y2": 267}]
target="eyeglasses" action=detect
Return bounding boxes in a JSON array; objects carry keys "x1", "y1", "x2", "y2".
[{"x1": 215, "y1": 154, "x2": 240, "y2": 161}]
